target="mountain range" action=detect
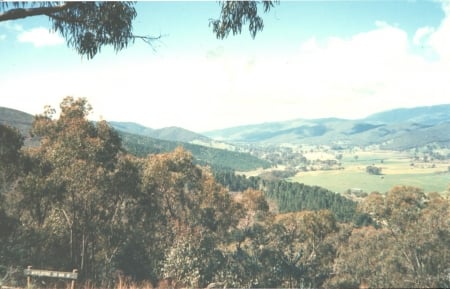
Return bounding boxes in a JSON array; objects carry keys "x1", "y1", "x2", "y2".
[
  {"x1": 2, "y1": 104, "x2": 450, "y2": 155},
  {"x1": 203, "y1": 104, "x2": 450, "y2": 149},
  {"x1": 0, "y1": 106, "x2": 268, "y2": 171}
]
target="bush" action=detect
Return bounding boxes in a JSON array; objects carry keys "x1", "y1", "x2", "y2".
[{"x1": 366, "y1": 165, "x2": 382, "y2": 175}]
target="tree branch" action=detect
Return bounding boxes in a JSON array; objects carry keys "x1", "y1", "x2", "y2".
[
  {"x1": 0, "y1": 3, "x2": 75, "y2": 22},
  {"x1": 132, "y1": 34, "x2": 165, "y2": 51}
]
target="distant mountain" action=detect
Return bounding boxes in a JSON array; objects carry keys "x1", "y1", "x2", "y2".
[
  {"x1": 0, "y1": 107, "x2": 34, "y2": 135},
  {"x1": 109, "y1": 121, "x2": 237, "y2": 151},
  {"x1": 364, "y1": 104, "x2": 450, "y2": 125},
  {"x1": 3, "y1": 104, "x2": 450, "y2": 152},
  {"x1": 0, "y1": 107, "x2": 38, "y2": 146},
  {"x1": 107, "y1": 121, "x2": 155, "y2": 136},
  {"x1": 108, "y1": 121, "x2": 211, "y2": 143},
  {"x1": 119, "y1": 131, "x2": 270, "y2": 171},
  {"x1": 0, "y1": 107, "x2": 269, "y2": 171},
  {"x1": 204, "y1": 104, "x2": 450, "y2": 149}
]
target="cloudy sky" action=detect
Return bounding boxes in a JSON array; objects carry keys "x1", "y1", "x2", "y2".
[{"x1": 1, "y1": 1, "x2": 450, "y2": 132}]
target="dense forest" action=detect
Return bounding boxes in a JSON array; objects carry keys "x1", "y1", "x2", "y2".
[
  {"x1": 1, "y1": 97, "x2": 449, "y2": 288},
  {"x1": 119, "y1": 132, "x2": 271, "y2": 172},
  {"x1": 213, "y1": 169, "x2": 358, "y2": 222}
]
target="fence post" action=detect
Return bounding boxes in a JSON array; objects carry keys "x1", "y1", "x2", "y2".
[
  {"x1": 70, "y1": 269, "x2": 78, "y2": 289},
  {"x1": 27, "y1": 266, "x2": 32, "y2": 289}
]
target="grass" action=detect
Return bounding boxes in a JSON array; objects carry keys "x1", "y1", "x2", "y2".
[
  {"x1": 20, "y1": 280, "x2": 156, "y2": 289},
  {"x1": 290, "y1": 170, "x2": 450, "y2": 194},
  {"x1": 289, "y1": 150, "x2": 450, "y2": 194}
]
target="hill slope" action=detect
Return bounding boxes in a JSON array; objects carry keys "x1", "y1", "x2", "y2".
[
  {"x1": 0, "y1": 107, "x2": 269, "y2": 171},
  {"x1": 3, "y1": 104, "x2": 450, "y2": 152},
  {"x1": 108, "y1": 121, "x2": 211, "y2": 143},
  {"x1": 365, "y1": 104, "x2": 450, "y2": 125},
  {"x1": 119, "y1": 131, "x2": 270, "y2": 171},
  {"x1": 204, "y1": 104, "x2": 450, "y2": 149},
  {"x1": 0, "y1": 107, "x2": 34, "y2": 135}
]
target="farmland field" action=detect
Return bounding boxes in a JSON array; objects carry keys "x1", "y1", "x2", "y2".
[{"x1": 288, "y1": 150, "x2": 450, "y2": 194}]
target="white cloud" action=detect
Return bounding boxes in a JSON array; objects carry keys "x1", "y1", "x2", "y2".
[
  {"x1": 425, "y1": 0, "x2": 450, "y2": 61},
  {"x1": 3, "y1": 18, "x2": 449, "y2": 132},
  {"x1": 0, "y1": 21, "x2": 23, "y2": 32},
  {"x1": 0, "y1": 34, "x2": 6, "y2": 41},
  {"x1": 17, "y1": 27, "x2": 64, "y2": 47},
  {"x1": 413, "y1": 27, "x2": 434, "y2": 46},
  {"x1": 3, "y1": 6, "x2": 450, "y2": 132},
  {"x1": 229, "y1": 20, "x2": 449, "y2": 122}
]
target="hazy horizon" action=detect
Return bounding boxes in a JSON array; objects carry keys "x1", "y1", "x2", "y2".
[
  {"x1": 2, "y1": 1, "x2": 450, "y2": 132},
  {"x1": 3, "y1": 102, "x2": 450, "y2": 134}
]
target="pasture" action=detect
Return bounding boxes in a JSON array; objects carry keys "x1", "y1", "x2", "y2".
[{"x1": 289, "y1": 150, "x2": 450, "y2": 194}]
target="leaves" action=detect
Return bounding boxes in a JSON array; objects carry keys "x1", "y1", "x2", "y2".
[
  {"x1": 50, "y1": 2, "x2": 137, "y2": 58},
  {"x1": 329, "y1": 186, "x2": 450, "y2": 288},
  {"x1": 2, "y1": 1, "x2": 277, "y2": 58},
  {"x1": 3, "y1": 97, "x2": 449, "y2": 287},
  {"x1": 210, "y1": 1, "x2": 277, "y2": 39}
]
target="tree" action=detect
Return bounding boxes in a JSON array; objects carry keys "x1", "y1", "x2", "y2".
[
  {"x1": 139, "y1": 147, "x2": 244, "y2": 287},
  {"x1": 0, "y1": 2, "x2": 159, "y2": 59},
  {"x1": 0, "y1": 124, "x2": 23, "y2": 194},
  {"x1": 210, "y1": 1, "x2": 277, "y2": 39},
  {"x1": 162, "y1": 226, "x2": 225, "y2": 288},
  {"x1": 1, "y1": 1, "x2": 277, "y2": 59},
  {"x1": 366, "y1": 165, "x2": 382, "y2": 175},
  {"x1": 329, "y1": 186, "x2": 450, "y2": 288},
  {"x1": 16, "y1": 97, "x2": 135, "y2": 281},
  {"x1": 0, "y1": 125, "x2": 24, "y2": 272}
]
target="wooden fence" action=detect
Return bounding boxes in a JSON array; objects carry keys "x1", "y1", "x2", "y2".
[{"x1": 23, "y1": 266, "x2": 78, "y2": 289}]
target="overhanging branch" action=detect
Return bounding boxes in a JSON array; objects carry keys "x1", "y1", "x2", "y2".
[
  {"x1": 0, "y1": 3, "x2": 75, "y2": 22},
  {"x1": 132, "y1": 34, "x2": 165, "y2": 51},
  {"x1": 133, "y1": 34, "x2": 163, "y2": 44}
]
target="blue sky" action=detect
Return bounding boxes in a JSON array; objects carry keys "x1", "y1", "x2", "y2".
[{"x1": 1, "y1": 1, "x2": 450, "y2": 132}]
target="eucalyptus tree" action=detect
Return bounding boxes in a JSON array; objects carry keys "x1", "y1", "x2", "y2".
[
  {"x1": 0, "y1": 124, "x2": 23, "y2": 194},
  {"x1": 141, "y1": 147, "x2": 244, "y2": 287},
  {"x1": 0, "y1": 124, "x2": 24, "y2": 270},
  {"x1": 328, "y1": 186, "x2": 450, "y2": 288},
  {"x1": 1, "y1": 1, "x2": 277, "y2": 59},
  {"x1": 0, "y1": 2, "x2": 158, "y2": 59},
  {"x1": 17, "y1": 97, "x2": 138, "y2": 281}
]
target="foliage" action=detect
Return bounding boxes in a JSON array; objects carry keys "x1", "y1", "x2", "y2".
[
  {"x1": 0, "y1": 124, "x2": 23, "y2": 193},
  {"x1": 213, "y1": 168, "x2": 261, "y2": 191},
  {"x1": 218, "y1": 208, "x2": 340, "y2": 288},
  {"x1": 210, "y1": 1, "x2": 277, "y2": 39},
  {"x1": 328, "y1": 186, "x2": 450, "y2": 288},
  {"x1": 120, "y1": 131, "x2": 270, "y2": 171},
  {"x1": 0, "y1": 107, "x2": 34, "y2": 136},
  {"x1": 366, "y1": 165, "x2": 382, "y2": 175},
  {"x1": 0, "y1": 125, "x2": 24, "y2": 270},
  {"x1": 214, "y1": 169, "x2": 357, "y2": 222},
  {"x1": 264, "y1": 181, "x2": 357, "y2": 222},
  {"x1": 2, "y1": 98, "x2": 450, "y2": 288},
  {"x1": 1, "y1": 1, "x2": 277, "y2": 58},
  {"x1": 0, "y1": 2, "x2": 159, "y2": 59}
]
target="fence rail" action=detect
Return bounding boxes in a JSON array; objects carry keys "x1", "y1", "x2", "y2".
[{"x1": 23, "y1": 266, "x2": 78, "y2": 289}]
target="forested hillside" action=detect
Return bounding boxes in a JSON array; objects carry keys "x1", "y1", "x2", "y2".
[
  {"x1": 1, "y1": 97, "x2": 449, "y2": 289},
  {"x1": 0, "y1": 106, "x2": 270, "y2": 172},
  {"x1": 119, "y1": 131, "x2": 270, "y2": 171},
  {"x1": 204, "y1": 104, "x2": 450, "y2": 148},
  {"x1": 109, "y1": 121, "x2": 211, "y2": 143},
  {"x1": 213, "y1": 169, "x2": 357, "y2": 222}
]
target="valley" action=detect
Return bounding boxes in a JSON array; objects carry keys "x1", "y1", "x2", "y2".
[
  {"x1": 2, "y1": 104, "x2": 450, "y2": 195},
  {"x1": 291, "y1": 149, "x2": 450, "y2": 194},
  {"x1": 1, "y1": 100, "x2": 450, "y2": 288},
  {"x1": 240, "y1": 145, "x2": 450, "y2": 194},
  {"x1": 204, "y1": 104, "x2": 450, "y2": 195}
]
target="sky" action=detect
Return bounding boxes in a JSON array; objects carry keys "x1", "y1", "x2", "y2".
[{"x1": 1, "y1": 1, "x2": 450, "y2": 132}]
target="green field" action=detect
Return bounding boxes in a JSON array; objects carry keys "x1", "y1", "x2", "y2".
[{"x1": 289, "y1": 150, "x2": 450, "y2": 194}]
